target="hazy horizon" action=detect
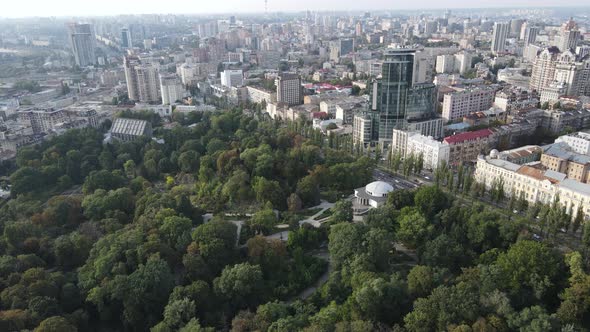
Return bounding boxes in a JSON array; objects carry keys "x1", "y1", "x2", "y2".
[{"x1": 2, "y1": 0, "x2": 590, "y2": 18}]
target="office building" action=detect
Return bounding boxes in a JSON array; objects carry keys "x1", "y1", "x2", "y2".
[
  {"x1": 68, "y1": 23, "x2": 96, "y2": 67},
  {"x1": 510, "y1": 19, "x2": 525, "y2": 37},
  {"x1": 523, "y1": 26, "x2": 539, "y2": 46},
  {"x1": 276, "y1": 73, "x2": 303, "y2": 106},
  {"x1": 124, "y1": 56, "x2": 161, "y2": 103},
  {"x1": 367, "y1": 48, "x2": 439, "y2": 146},
  {"x1": 442, "y1": 87, "x2": 496, "y2": 122},
  {"x1": 220, "y1": 69, "x2": 244, "y2": 88},
  {"x1": 121, "y1": 28, "x2": 132, "y2": 48},
  {"x1": 558, "y1": 18, "x2": 580, "y2": 52},
  {"x1": 339, "y1": 38, "x2": 355, "y2": 57},
  {"x1": 491, "y1": 22, "x2": 510, "y2": 54},
  {"x1": 159, "y1": 74, "x2": 185, "y2": 105}
]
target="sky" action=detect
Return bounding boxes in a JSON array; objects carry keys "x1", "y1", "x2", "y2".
[{"x1": 2, "y1": 0, "x2": 590, "y2": 18}]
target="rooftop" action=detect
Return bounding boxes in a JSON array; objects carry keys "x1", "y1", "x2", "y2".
[{"x1": 444, "y1": 129, "x2": 494, "y2": 145}]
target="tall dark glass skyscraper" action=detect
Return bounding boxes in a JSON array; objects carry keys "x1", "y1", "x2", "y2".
[{"x1": 368, "y1": 48, "x2": 438, "y2": 145}]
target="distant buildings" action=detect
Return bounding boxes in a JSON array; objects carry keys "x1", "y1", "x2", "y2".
[
  {"x1": 121, "y1": 28, "x2": 132, "y2": 48},
  {"x1": 435, "y1": 51, "x2": 472, "y2": 75},
  {"x1": 530, "y1": 47, "x2": 560, "y2": 92},
  {"x1": 246, "y1": 86, "x2": 276, "y2": 105},
  {"x1": 494, "y1": 87, "x2": 539, "y2": 113},
  {"x1": 110, "y1": 118, "x2": 152, "y2": 142},
  {"x1": 220, "y1": 69, "x2": 244, "y2": 88},
  {"x1": 530, "y1": 47, "x2": 590, "y2": 100},
  {"x1": 353, "y1": 113, "x2": 373, "y2": 147},
  {"x1": 523, "y1": 26, "x2": 539, "y2": 46},
  {"x1": 558, "y1": 18, "x2": 581, "y2": 52},
  {"x1": 68, "y1": 23, "x2": 96, "y2": 67},
  {"x1": 491, "y1": 22, "x2": 510, "y2": 54}
]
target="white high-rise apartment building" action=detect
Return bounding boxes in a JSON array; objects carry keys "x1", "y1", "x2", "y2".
[
  {"x1": 435, "y1": 52, "x2": 472, "y2": 75},
  {"x1": 124, "y1": 56, "x2": 161, "y2": 103},
  {"x1": 491, "y1": 22, "x2": 510, "y2": 54},
  {"x1": 530, "y1": 47, "x2": 590, "y2": 97},
  {"x1": 353, "y1": 113, "x2": 373, "y2": 147},
  {"x1": 530, "y1": 47, "x2": 560, "y2": 92},
  {"x1": 159, "y1": 74, "x2": 185, "y2": 105},
  {"x1": 68, "y1": 23, "x2": 96, "y2": 67},
  {"x1": 220, "y1": 70, "x2": 244, "y2": 88}
]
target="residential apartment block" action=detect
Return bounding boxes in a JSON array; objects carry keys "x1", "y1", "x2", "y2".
[{"x1": 442, "y1": 87, "x2": 496, "y2": 122}]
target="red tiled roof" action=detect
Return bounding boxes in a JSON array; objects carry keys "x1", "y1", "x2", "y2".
[{"x1": 443, "y1": 129, "x2": 494, "y2": 145}]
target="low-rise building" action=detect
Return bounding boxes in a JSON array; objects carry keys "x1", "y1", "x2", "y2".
[
  {"x1": 498, "y1": 145, "x2": 543, "y2": 165},
  {"x1": 541, "y1": 143, "x2": 590, "y2": 184},
  {"x1": 475, "y1": 151, "x2": 590, "y2": 219},
  {"x1": 354, "y1": 181, "x2": 394, "y2": 212},
  {"x1": 555, "y1": 131, "x2": 590, "y2": 155},
  {"x1": 443, "y1": 129, "x2": 495, "y2": 165},
  {"x1": 494, "y1": 87, "x2": 539, "y2": 113},
  {"x1": 407, "y1": 133, "x2": 450, "y2": 170},
  {"x1": 246, "y1": 86, "x2": 276, "y2": 105},
  {"x1": 110, "y1": 118, "x2": 152, "y2": 142}
]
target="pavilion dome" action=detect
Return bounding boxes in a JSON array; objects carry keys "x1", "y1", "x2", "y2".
[{"x1": 365, "y1": 181, "x2": 394, "y2": 198}]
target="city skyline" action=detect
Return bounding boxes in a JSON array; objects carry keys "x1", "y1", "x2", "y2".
[{"x1": 2, "y1": 0, "x2": 590, "y2": 18}]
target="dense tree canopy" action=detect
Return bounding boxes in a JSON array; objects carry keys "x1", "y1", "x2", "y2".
[{"x1": 0, "y1": 108, "x2": 588, "y2": 331}]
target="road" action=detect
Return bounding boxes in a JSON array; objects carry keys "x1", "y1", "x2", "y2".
[{"x1": 373, "y1": 169, "x2": 420, "y2": 190}]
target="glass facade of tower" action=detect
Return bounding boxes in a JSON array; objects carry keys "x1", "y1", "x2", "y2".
[
  {"x1": 406, "y1": 83, "x2": 436, "y2": 122},
  {"x1": 373, "y1": 49, "x2": 414, "y2": 141},
  {"x1": 368, "y1": 48, "x2": 437, "y2": 143}
]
